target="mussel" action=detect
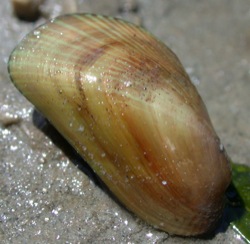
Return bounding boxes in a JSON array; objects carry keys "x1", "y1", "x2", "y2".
[{"x1": 8, "y1": 14, "x2": 231, "y2": 236}]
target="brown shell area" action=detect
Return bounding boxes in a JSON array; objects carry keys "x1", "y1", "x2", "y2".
[{"x1": 8, "y1": 14, "x2": 231, "y2": 236}]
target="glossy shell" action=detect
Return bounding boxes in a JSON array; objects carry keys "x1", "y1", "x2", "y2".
[{"x1": 8, "y1": 14, "x2": 231, "y2": 236}]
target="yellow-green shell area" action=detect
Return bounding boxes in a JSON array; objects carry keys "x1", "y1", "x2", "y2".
[{"x1": 8, "y1": 14, "x2": 231, "y2": 236}]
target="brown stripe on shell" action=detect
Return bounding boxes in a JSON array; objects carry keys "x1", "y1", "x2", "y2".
[{"x1": 45, "y1": 14, "x2": 204, "y2": 116}]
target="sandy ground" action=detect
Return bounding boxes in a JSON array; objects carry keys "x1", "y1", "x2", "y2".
[{"x1": 0, "y1": 0, "x2": 249, "y2": 243}]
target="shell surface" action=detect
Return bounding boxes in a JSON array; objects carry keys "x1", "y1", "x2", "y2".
[{"x1": 8, "y1": 14, "x2": 231, "y2": 236}]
